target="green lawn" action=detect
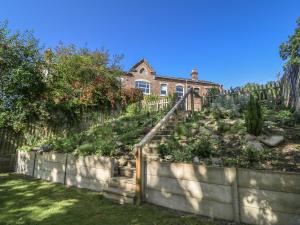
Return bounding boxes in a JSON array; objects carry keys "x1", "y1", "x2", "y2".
[{"x1": 0, "y1": 174, "x2": 216, "y2": 225}]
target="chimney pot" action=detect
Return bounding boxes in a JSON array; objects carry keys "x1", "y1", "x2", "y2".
[{"x1": 191, "y1": 68, "x2": 198, "y2": 81}]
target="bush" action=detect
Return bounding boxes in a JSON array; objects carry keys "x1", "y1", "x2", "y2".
[
  {"x1": 241, "y1": 147, "x2": 261, "y2": 166},
  {"x1": 245, "y1": 95, "x2": 263, "y2": 136},
  {"x1": 157, "y1": 144, "x2": 172, "y2": 157},
  {"x1": 189, "y1": 136, "x2": 212, "y2": 158}
]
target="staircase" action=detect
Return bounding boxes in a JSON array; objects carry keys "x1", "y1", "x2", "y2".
[
  {"x1": 103, "y1": 159, "x2": 136, "y2": 204},
  {"x1": 103, "y1": 111, "x2": 191, "y2": 204},
  {"x1": 144, "y1": 111, "x2": 191, "y2": 160},
  {"x1": 103, "y1": 89, "x2": 195, "y2": 204}
]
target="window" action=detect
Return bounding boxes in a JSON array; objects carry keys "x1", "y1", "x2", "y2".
[
  {"x1": 175, "y1": 85, "x2": 184, "y2": 97},
  {"x1": 135, "y1": 80, "x2": 150, "y2": 95},
  {"x1": 160, "y1": 84, "x2": 168, "y2": 96},
  {"x1": 194, "y1": 87, "x2": 200, "y2": 94},
  {"x1": 139, "y1": 68, "x2": 147, "y2": 76}
]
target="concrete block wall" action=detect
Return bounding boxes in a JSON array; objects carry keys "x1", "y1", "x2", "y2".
[
  {"x1": 145, "y1": 161, "x2": 237, "y2": 221},
  {"x1": 16, "y1": 151, "x2": 35, "y2": 176},
  {"x1": 65, "y1": 154, "x2": 113, "y2": 191},
  {"x1": 34, "y1": 152, "x2": 66, "y2": 183},
  {"x1": 16, "y1": 151, "x2": 114, "y2": 191},
  {"x1": 145, "y1": 161, "x2": 300, "y2": 225},
  {"x1": 238, "y1": 169, "x2": 300, "y2": 225}
]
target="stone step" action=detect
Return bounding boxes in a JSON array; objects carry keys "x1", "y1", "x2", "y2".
[
  {"x1": 127, "y1": 160, "x2": 136, "y2": 168},
  {"x1": 152, "y1": 134, "x2": 172, "y2": 141},
  {"x1": 109, "y1": 177, "x2": 136, "y2": 191},
  {"x1": 156, "y1": 130, "x2": 173, "y2": 135},
  {"x1": 103, "y1": 187, "x2": 135, "y2": 204},
  {"x1": 145, "y1": 154, "x2": 160, "y2": 161},
  {"x1": 119, "y1": 166, "x2": 136, "y2": 178}
]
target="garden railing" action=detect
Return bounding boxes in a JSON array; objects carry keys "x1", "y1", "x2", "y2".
[{"x1": 134, "y1": 87, "x2": 195, "y2": 204}]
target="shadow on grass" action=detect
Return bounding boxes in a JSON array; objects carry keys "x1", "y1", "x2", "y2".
[{"x1": 0, "y1": 173, "x2": 211, "y2": 225}]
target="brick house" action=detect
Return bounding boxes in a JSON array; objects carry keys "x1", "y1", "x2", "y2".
[{"x1": 121, "y1": 59, "x2": 222, "y2": 110}]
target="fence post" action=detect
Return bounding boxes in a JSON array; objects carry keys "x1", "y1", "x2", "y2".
[
  {"x1": 191, "y1": 88, "x2": 194, "y2": 113},
  {"x1": 32, "y1": 151, "x2": 37, "y2": 177},
  {"x1": 232, "y1": 167, "x2": 240, "y2": 223},
  {"x1": 135, "y1": 146, "x2": 143, "y2": 205},
  {"x1": 64, "y1": 154, "x2": 68, "y2": 185}
]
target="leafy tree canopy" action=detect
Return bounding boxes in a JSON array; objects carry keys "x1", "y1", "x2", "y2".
[
  {"x1": 280, "y1": 17, "x2": 300, "y2": 65},
  {"x1": 0, "y1": 21, "x2": 46, "y2": 129},
  {"x1": 0, "y1": 22, "x2": 142, "y2": 131}
]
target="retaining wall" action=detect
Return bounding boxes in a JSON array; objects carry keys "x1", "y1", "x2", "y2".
[
  {"x1": 145, "y1": 161, "x2": 300, "y2": 225},
  {"x1": 16, "y1": 152, "x2": 300, "y2": 225},
  {"x1": 16, "y1": 151, "x2": 114, "y2": 191}
]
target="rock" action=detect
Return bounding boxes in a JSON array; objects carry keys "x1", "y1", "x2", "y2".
[
  {"x1": 116, "y1": 141, "x2": 123, "y2": 147},
  {"x1": 41, "y1": 144, "x2": 52, "y2": 152},
  {"x1": 211, "y1": 158, "x2": 222, "y2": 166},
  {"x1": 191, "y1": 128, "x2": 198, "y2": 135},
  {"x1": 211, "y1": 134, "x2": 220, "y2": 140},
  {"x1": 32, "y1": 146, "x2": 42, "y2": 152},
  {"x1": 246, "y1": 140, "x2": 264, "y2": 151},
  {"x1": 245, "y1": 134, "x2": 256, "y2": 141},
  {"x1": 223, "y1": 134, "x2": 234, "y2": 144},
  {"x1": 260, "y1": 135, "x2": 284, "y2": 147},
  {"x1": 118, "y1": 156, "x2": 128, "y2": 167},
  {"x1": 193, "y1": 156, "x2": 200, "y2": 163},
  {"x1": 198, "y1": 127, "x2": 211, "y2": 135},
  {"x1": 164, "y1": 155, "x2": 174, "y2": 162}
]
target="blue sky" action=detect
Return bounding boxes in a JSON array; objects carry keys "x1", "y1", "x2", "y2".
[{"x1": 0, "y1": 0, "x2": 299, "y2": 88}]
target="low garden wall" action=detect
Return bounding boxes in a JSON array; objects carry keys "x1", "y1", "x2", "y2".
[
  {"x1": 16, "y1": 152, "x2": 300, "y2": 225},
  {"x1": 16, "y1": 151, "x2": 114, "y2": 191},
  {"x1": 144, "y1": 161, "x2": 300, "y2": 225}
]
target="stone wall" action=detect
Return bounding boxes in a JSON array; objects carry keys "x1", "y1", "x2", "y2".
[
  {"x1": 145, "y1": 161, "x2": 300, "y2": 225},
  {"x1": 16, "y1": 151, "x2": 114, "y2": 191}
]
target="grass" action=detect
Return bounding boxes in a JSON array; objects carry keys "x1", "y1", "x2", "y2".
[{"x1": 0, "y1": 173, "x2": 216, "y2": 225}]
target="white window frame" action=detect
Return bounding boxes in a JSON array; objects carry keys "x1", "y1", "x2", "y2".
[
  {"x1": 160, "y1": 83, "x2": 168, "y2": 96},
  {"x1": 135, "y1": 79, "x2": 151, "y2": 95},
  {"x1": 175, "y1": 84, "x2": 185, "y2": 97}
]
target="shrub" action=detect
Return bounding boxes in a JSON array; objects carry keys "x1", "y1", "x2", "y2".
[
  {"x1": 241, "y1": 147, "x2": 261, "y2": 167},
  {"x1": 190, "y1": 136, "x2": 212, "y2": 158},
  {"x1": 157, "y1": 144, "x2": 172, "y2": 157},
  {"x1": 245, "y1": 94, "x2": 263, "y2": 136},
  {"x1": 217, "y1": 121, "x2": 231, "y2": 133}
]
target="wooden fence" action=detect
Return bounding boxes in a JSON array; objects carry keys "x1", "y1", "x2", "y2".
[
  {"x1": 137, "y1": 98, "x2": 173, "y2": 112},
  {"x1": 202, "y1": 82, "x2": 281, "y2": 107},
  {"x1": 0, "y1": 110, "x2": 121, "y2": 172}
]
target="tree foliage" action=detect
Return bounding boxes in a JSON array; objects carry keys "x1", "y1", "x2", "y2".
[
  {"x1": 0, "y1": 22, "x2": 142, "y2": 130},
  {"x1": 279, "y1": 17, "x2": 300, "y2": 112},
  {"x1": 245, "y1": 94, "x2": 263, "y2": 136},
  {"x1": 0, "y1": 21, "x2": 46, "y2": 130},
  {"x1": 280, "y1": 17, "x2": 300, "y2": 65}
]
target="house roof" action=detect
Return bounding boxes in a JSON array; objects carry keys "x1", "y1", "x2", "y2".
[
  {"x1": 127, "y1": 58, "x2": 221, "y2": 86},
  {"x1": 155, "y1": 74, "x2": 220, "y2": 86},
  {"x1": 129, "y1": 58, "x2": 155, "y2": 73}
]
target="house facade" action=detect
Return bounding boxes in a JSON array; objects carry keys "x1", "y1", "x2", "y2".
[{"x1": 121, "y1": 59, "x2": 222, "y2": 110}]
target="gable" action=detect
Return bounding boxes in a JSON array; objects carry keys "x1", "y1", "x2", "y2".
[{"x1": 129, "y1": 59, "x2": 155, "y2": 75}]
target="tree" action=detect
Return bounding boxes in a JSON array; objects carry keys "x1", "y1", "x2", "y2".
[
  {"x1": 280, "y1": 17, "x2": 300, "y2": 111},
  {"x1": 280, "y1": 17, "x2": 300, "y2": 65},
  {"x1": 245, "y1": 94, "x2": 263, "y2": 136},
  {"x1": 0, "y1": 21, "x2": 46, "y2": 130}
]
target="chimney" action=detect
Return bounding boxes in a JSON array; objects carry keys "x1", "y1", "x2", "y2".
[{"x1": 191, "y1": 68, "x2": 198, "y2": 81}]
